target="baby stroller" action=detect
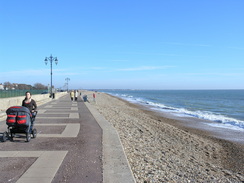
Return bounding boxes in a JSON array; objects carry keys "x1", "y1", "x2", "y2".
[{"x1": 2, "y1": 106, "x2": 37, "y2": 142}]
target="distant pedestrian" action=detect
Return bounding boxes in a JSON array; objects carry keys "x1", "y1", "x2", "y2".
[
  {"x1": 70, "y1": 90, "x2": 74, "y2": 101},
  {"x1": 93, "y1": 93, "x2": 96, "y2": 103},
  {"x1": 83, "y1": 95, "x2": 89, "y2": 102},
  {"x1": 51, "y1": 87, "x2": 56, "y2": 99},
  {"x1": 75, "y1": 90, "x2": 79, "y2": 101}
]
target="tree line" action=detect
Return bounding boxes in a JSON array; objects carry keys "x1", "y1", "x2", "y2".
[{"x1": 1, "y1": 82, "x2": 47, "y2": 90}]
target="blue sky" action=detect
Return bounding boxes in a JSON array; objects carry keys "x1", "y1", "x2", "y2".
[{"x1": 0, "y1": 0, "x2": 243, "y2": 89}]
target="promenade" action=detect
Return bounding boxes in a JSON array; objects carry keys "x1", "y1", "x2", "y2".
[{"x1": 0, "y1": 94, "x2": 135, "y2": 183}]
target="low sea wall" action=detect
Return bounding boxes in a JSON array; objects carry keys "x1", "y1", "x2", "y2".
[{"x1": 0, "y1": 92, "x2": 67, "y2": 116}]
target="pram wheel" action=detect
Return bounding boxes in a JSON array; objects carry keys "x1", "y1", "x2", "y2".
[
  {"x1": 2, "y1": 132, "x2": 8, "y2": 142},
  {"x1": 10, "y1": 131, "x2": 15, "y2": 141},
  {"x1": 32, "y1": 128, "x2": 37, "y2": 138},
  {"x1": 26, "y1": 132, "x2": 31, "y2": 142}
]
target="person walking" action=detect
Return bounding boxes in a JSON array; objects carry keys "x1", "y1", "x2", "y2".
[
  {"x1": 22, "y1": 91, "x2": 37, "y2": 131},
  {"x1": 70, "y1": 90, "x2": 74, "y2": 101},
  {"x1": 75, "y1": 90, "x2": 79, "y2": 101},
  {"x1": 22, "y1": 91, "x2": 37, "y2": 113},
  {"x1": 93, "y1": 93, "x2": 96, "y2": 103}
]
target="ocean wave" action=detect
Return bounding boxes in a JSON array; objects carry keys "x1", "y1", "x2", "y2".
[
  {"x1": 175, "y1": 108, "x2": 244, "y2": 129},
  {"x1": 110, "y1": 92, "x2": 244, "y2": 130}
]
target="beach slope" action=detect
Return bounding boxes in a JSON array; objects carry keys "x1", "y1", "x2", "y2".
[{"x1": 84, "y1": 91, "x2": 244, "y2": 182}]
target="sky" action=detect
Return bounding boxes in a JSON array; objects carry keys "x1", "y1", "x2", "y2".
[{"x1": 0, "y1": 0, "x2": 244, "y2": 90}]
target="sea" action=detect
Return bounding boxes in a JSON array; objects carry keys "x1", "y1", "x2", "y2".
[{"x1": 98, "y1": 90, "x2": 244, "y2": 131}]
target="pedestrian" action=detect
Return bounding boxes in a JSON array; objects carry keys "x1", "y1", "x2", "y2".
[
  {"x1": 75, "y1": 90, "x2": 79, "y2": 101},
  {"x1": 22, "y1": 91, "x2": 37, "y2": 114},
  {"x1": 22, "y1": 91, "x2": 37, "y2": 131},
  {"x1": 70, "y1": 90, "x2": 74, "y2": 101},
  {"x1": 83, "y1": 95, "x2": 89, "y2": 102},
  {"x1": 51, "y1": 86, "x2": 56, "y2": 99},
  {"x1": 93, "y1": 93, "x2": 96, "y2": 103}
]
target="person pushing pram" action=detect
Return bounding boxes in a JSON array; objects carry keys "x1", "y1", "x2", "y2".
[
  {"x1": 2, "y1": 91, "x2": 38, "y2": 142},
  {"x1": 22, "y1": 91, "x2": 37, "y2": 117},
  {"x1": 22, "y1": 91, "x2": 37, "y2": 130}
]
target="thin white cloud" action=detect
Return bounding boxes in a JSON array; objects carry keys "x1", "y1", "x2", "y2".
[
  {"x1": 55, "y1": 72, "x2": 81, "y2": 76},
  {"x1": 228, "y1": 47, "x2": 244, "y2": 50},
  {"x1": 117, "y1": 66, "x2": 174, "y2": 71},
  {"x1": 111, "y1": 60, "x2": 129, "y2": 62},
  {"x1": 90, "y1": 67, "x2": 107, "y2": 70},
  {"x1": 0, "y1": 68, "x2": 82, "y2": 77},
  {"x1": 162, "y1": 42, "x2": 211, "y2": 47},
  {"x1": 179, "y1": 72, "x2": 244, "y2": 77},
  {"x1": 0, "y1": 69, "x2": 49, "y2": 76},
  {"x1": 117, "y1": 51, "x2": 178, "y2": 56}
]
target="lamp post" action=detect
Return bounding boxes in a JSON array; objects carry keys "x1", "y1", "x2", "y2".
[
  {"x1": 65, "y1": 77, "x2": 70, "y2": 91},
  {"x1": 44, "y1": 54, "x2": 58, "y2": 98}
]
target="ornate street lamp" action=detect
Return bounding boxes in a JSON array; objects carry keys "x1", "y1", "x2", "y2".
[{"x1": 44, "y1": 54, "x2": 58, "y2": 98}]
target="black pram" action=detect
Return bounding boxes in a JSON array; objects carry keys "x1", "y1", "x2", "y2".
[{"x1": 3, "y1": 106, "x2": 37, "y2": 142}]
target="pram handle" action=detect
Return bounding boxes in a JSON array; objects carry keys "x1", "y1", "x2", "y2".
[{"x1": 31, "y1": 111, "x2": 38, "y2": 117}]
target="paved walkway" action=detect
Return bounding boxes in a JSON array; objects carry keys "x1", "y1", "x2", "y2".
[{"x1": 0, "y1": 94, "x2": 135, "y2": 183}]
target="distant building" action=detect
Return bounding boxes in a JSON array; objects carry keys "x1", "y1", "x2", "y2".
[
  {"x1": 0, "y1": 83, "x2": 4, "y2": 90},
  {"x1": 13, "y1": 83, "x2": 18, "y2": 89}
]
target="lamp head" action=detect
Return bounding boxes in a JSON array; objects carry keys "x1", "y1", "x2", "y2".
[
  {"x1": 55, "y1": 58, "x2": 58, "y2": 65},
  {"x1": 44, "y1": 57, "x2": 48, "y2": 65}
]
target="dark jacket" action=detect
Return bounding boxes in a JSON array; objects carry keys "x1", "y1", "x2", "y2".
[{"x1": 22, "y1": 99, "x2": 37, "y2": 112}]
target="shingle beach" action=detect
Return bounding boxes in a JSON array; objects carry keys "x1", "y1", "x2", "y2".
[{"x1": 84, "y1": 91, "x2": 244, "y2": 182}]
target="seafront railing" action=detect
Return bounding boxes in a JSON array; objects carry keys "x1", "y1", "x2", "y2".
[{"x1": 0, "y1": 90, "x2": 48, "y2": 98}]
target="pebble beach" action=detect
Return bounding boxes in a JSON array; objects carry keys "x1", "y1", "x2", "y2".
[{"x1": 84, "y1": 91, "x2": 244, "y2": 182}]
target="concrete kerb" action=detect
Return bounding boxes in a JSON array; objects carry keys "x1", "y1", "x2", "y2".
[{"x1": 84, "y1": 102, "x2": 136, "y2": 183}]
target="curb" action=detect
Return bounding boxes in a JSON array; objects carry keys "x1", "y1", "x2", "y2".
[{"x1": 84, "y1": 102, "x2": 136, "y2": 183}]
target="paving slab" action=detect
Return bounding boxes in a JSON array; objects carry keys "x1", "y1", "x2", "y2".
[
  {"x1": 0, "y1": 151, "x2": 68, "y2": 183},
  {"x1": 36, "y1": 123, "x2": 80, "y2": 137}
]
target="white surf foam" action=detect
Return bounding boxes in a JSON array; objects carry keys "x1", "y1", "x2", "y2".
[{"x1": 110, "y1": 92, "x2": 244, "y2": 130}]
